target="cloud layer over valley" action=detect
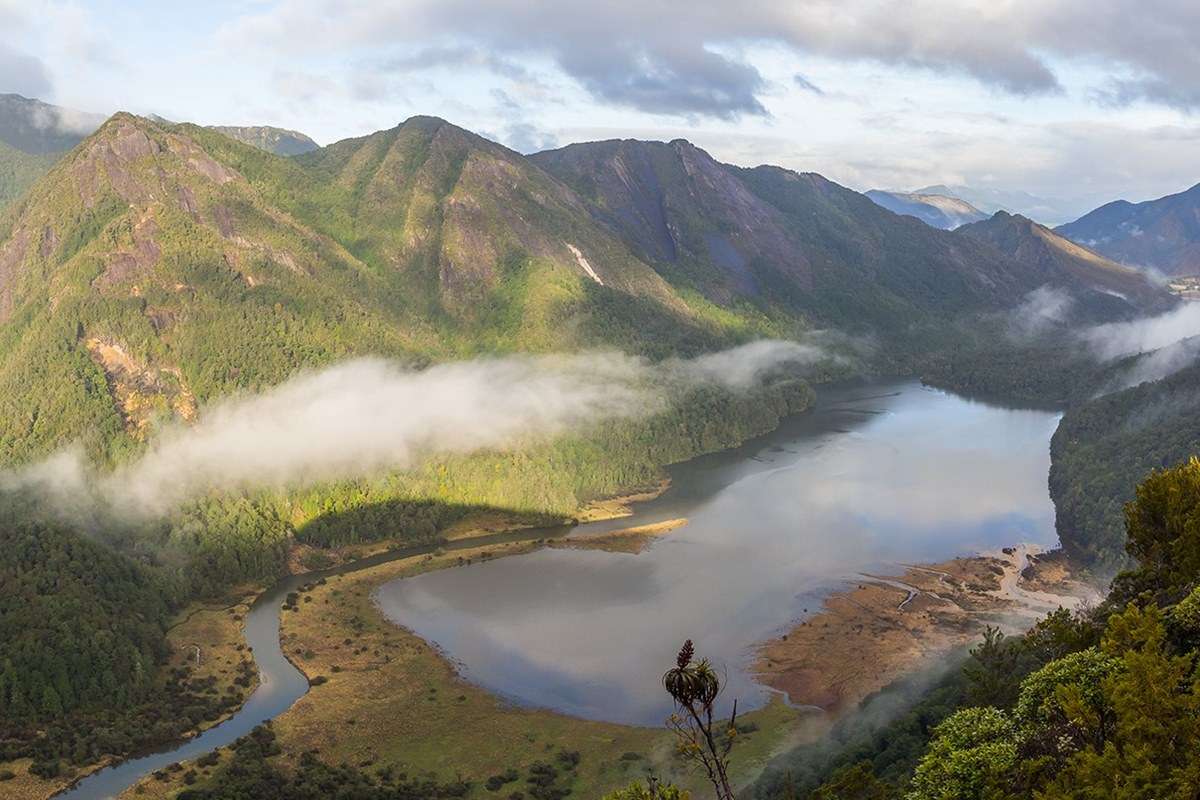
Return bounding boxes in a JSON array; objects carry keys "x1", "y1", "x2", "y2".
[{"x1": 3, "y1": 342, "x2": 827, "y2": 519}]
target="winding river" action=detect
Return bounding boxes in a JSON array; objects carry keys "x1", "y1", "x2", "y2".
[
  {"x1": 54, "y1": 529, "x2": 569, "y2": 800},
  {"x1": 56, "y1": 379, "x2": 1060, "y2": 797}
]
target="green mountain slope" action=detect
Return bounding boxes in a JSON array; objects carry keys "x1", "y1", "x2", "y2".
[
  {"x1": 1, "y1": 114, "x2": 1180, "y2": 465},
  {"x1": 0, "y1": 114, "x2": 781, "y2": 464},
  {"x1": 0, "y1": 140, "x2": 55, "y2": 210},
  {"x1": 1050, "y1": 358, "x2": 1200, "y2": 572},
  {"x1": 532, "y1": 140, "x2": 1167, "y2": 335},
  {"x1": 957, "y1": 211, "x2": 1172, "y2": 314}
]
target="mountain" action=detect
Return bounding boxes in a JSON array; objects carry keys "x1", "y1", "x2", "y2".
[
  {"x1": 957, "y1": 211, "x2": 1171, "y2": 314},
  {"x1": 0, "y1": 114, "x2": 753, "y2": 463},
  {"x1": 0, "y1": 140, "x2": 56, "y2": 210},
  {"x1": 208, "y1": 125, "x2": 319, "y2": 156},
  {"x1": 0, "y1": 115, "x2": 1177, "y2": 464},
  {"x1": 864, "y1": 189, "x2": 987, "y2": 229},
  {"x1": 1056, "y1": 183, "x2": 1200, "y2": 276},
  {"x1": 531, "y1": 139, "x2": 1166, "y2": 334},
  {"x1": 915, "y1": 183, "x2": 1081, "y2": 226},
  {"x1": 0, "y1": 95, "x2": 106, "y2": 212},
  {"x1": 0, "y1": 94, "x2": 105, "y2": 155}
]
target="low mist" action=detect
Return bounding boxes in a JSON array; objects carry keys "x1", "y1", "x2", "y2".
[
  {"x1": 1007, "y1": 286, "x2": 1075, "y2": 341},
  {"x1": 3, "y1": 341, "x2": 827, "y2": 520},
  {"x1": 1001, "y1": 289, "x2": 1200, "y2": 388},
  {"x1": 1079, "y1": 303, "x2": 1200, "y2": 389},
  {"x1": 1081, "y1": 302, "x2": 1200, "y2": 361}
]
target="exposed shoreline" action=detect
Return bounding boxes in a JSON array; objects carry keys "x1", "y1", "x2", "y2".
[
  {"x1": 755, "y1": 544, "x2": 1099, "y2": 714},
  {"x1": 549, "y1": 517, "x2": 689, "y2": 553}
]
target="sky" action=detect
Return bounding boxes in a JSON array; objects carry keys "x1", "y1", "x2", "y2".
[{"x1": 4, "y1": 0, "x2": 1200, "y2": 222}]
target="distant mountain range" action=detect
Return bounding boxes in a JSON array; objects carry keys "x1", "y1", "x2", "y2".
[
  {"x1": 1057, "y1": 183, "x2": 1200, "y2": 276},
  {"x1": 0, "y1": 95, "x2": 106, "y2": 209},
  {"x1": 207, "y1": 126, "x2": 319, "y2": 156},
  {"x1": 957, "y1": 211, "x2": 1166, "y2": 310},
  {"x1": 913, "y1": 184, "x2": 1084, "y2": 226},
  {"x1": 0, "y1": 113, "x2": 1171, "y2": 461},
  {"x1": 864, "y1": 189, "x2": 987, "y2": 229}
]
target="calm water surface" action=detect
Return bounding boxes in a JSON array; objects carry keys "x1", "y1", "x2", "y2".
[{"x1": 375, "y1": 380, "x2": 1060, "y2": 725}]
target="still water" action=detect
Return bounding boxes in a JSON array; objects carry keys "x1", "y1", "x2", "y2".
[{"x1": 375, "y1": 380, "x2": 1060, "y2": 726}]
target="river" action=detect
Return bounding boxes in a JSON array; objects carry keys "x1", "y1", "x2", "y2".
[{"x1": 56, "y1": 378, "x2": 1059, "y2": 797}]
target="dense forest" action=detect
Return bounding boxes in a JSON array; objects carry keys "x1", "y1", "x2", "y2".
[
  {"x1": 0, "y1": 494, "x2": 256, "y2": 776},
  {"x1": 754, "y1": 457, "x2": 1200, "y2": 799},
  {"x1": 1, "y1": 108, "x2": 1196, "y2": 798},
  {"x1": 0, "y1": 374, "x2": 814, "y2": 781},
  {"x1": 1050, "y1": 361, "x2": 1200, "y2": 575}
]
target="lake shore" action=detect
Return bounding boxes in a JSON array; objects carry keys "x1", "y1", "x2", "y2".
[
  {"x1": 755, "y1": 544, "x2": 1100, "y2": 714},
  {"x1": 118, "y1": 535, "x2": 803, "y2": 799},
  {"x1": 549, "y1": 517, "x2": 689, "y2": 553}
]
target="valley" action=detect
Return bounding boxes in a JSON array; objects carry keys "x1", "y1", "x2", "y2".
[
  {"x1": 16, "y1": 379, "x2": 1091, "y2": 800},
  {"x1": 3, "y1": 90, "x2": 1200, "y2": 800}
]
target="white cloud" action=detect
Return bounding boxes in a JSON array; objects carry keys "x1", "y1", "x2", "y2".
[
  {"x1": 217, "y1": 0, "x2": 1200, "y2": 117},
  {"x1": 5, "y1": 342, "x2": 828, "y2": 518},
  {"x1": 1082, "y1": 303, "x2": 1200, "y2": 360}
]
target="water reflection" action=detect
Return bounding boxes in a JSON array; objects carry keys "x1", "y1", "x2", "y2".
[{"x1": 374, "y1": 381, "x2": 1060, "y2": 726}]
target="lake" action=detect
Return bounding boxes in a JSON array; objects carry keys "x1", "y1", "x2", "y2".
[{"x1": 374, "y1": 380, "x2": 1060, "y2": 726}]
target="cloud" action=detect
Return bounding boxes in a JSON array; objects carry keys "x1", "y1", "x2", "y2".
[
  {"x1": 1081, "y1": 303, "x2": 1200, "y2": 360},
  {"x1": 5, "y1": 342, "x2": 828, "y2": 519},
  {"x1": 1111, "y1": 337, "x2": 1200, "y2": 389},
  {"x1": 215, "y1": 0, "x2": 1200, "y2": 118},
  {"x1": 0, "y1": 42, "x2": 52, "y2": 98},
  {"x1": 793, "y1": 73, "x2": 824, "y2": 96},
  {"x1": 26, "y1": 101, "x2": 102, "y2": 135},
  {"x1": 1077, "y1": 304, "x2": 1200, "y2": 389},
  {"x1": 500, "y1": 122, "x2": 558, "y2": 154},
  {"x1": 1008, "y1": 286, "x2": 1075, "y2": 340},
  {"x1": 381, "y1": 45, "x2": 532, "y2": 82}
]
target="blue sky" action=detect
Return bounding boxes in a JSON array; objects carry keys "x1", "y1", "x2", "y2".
[{"x1": 5, "y1": 0, "x2": 1200, "y2": 221}]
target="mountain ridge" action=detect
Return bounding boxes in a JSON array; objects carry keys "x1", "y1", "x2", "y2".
[
  {"x1": 1057, "y1": 183, "x2": 1200, "y2": 276},
  {"x1": 533, "y1": 137, "x2": 1168, "y2": 331},
  {"x1": 864, "y1": 189, "x2": 988, "y2": 229},
  {"x1": 208, "y1": 125, "x2": 319, "y2": 156},
  {"x1": 0, "y1": 111, "x2": 1177, "y2": 463},
  {"x1": 957, "y1": 210, "x2": 1171, "y2": 313}
]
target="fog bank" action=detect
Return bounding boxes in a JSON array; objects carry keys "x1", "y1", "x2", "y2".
[{"x1": 4, "y1": 341, "x2": 825, "y2": 518}]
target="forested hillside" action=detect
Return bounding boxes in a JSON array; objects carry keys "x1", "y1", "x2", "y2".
[
  {"x1": 0, "y1": 94, "x2": 104, "y2": 213},
  {"x1": 756, "y1": 457, "x2": 1200, "y2": 799},
  {"x1": 1058, "y1": 183, "x2": 1200, "y2": 276},
  {"x1": 0, "y1": 141, "x2": 55, "y2": 210},
  {"x1": 0, "y1": 109, "x2": 1188, "y2": 793},
  {"x1": 1050, "y1": 361, "x2": 1200, "y2": 573},
  {"x1": 532, "y1": 139, "x2": 1167, "y2": 340}
]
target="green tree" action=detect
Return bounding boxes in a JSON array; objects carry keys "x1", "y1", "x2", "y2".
[
  {"x1": 811, "y1": 762, "x2": 896, "y2": 800},
  {"x1": 1040, "y1": 604, "x2": 1200, "y2": 799},
  {"x1": 1123, "y1": 456, "x2": 1200, "y2": 592},
  {"x1": 907, "y1": 707, "x2": 1017, "y2": 800},
  {"x1": 602, "y1": 778, "x2": 691, "y2": 800},
  {"x1": 1013, "y1": 648, "x2": 1119, "y2": 757}
]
